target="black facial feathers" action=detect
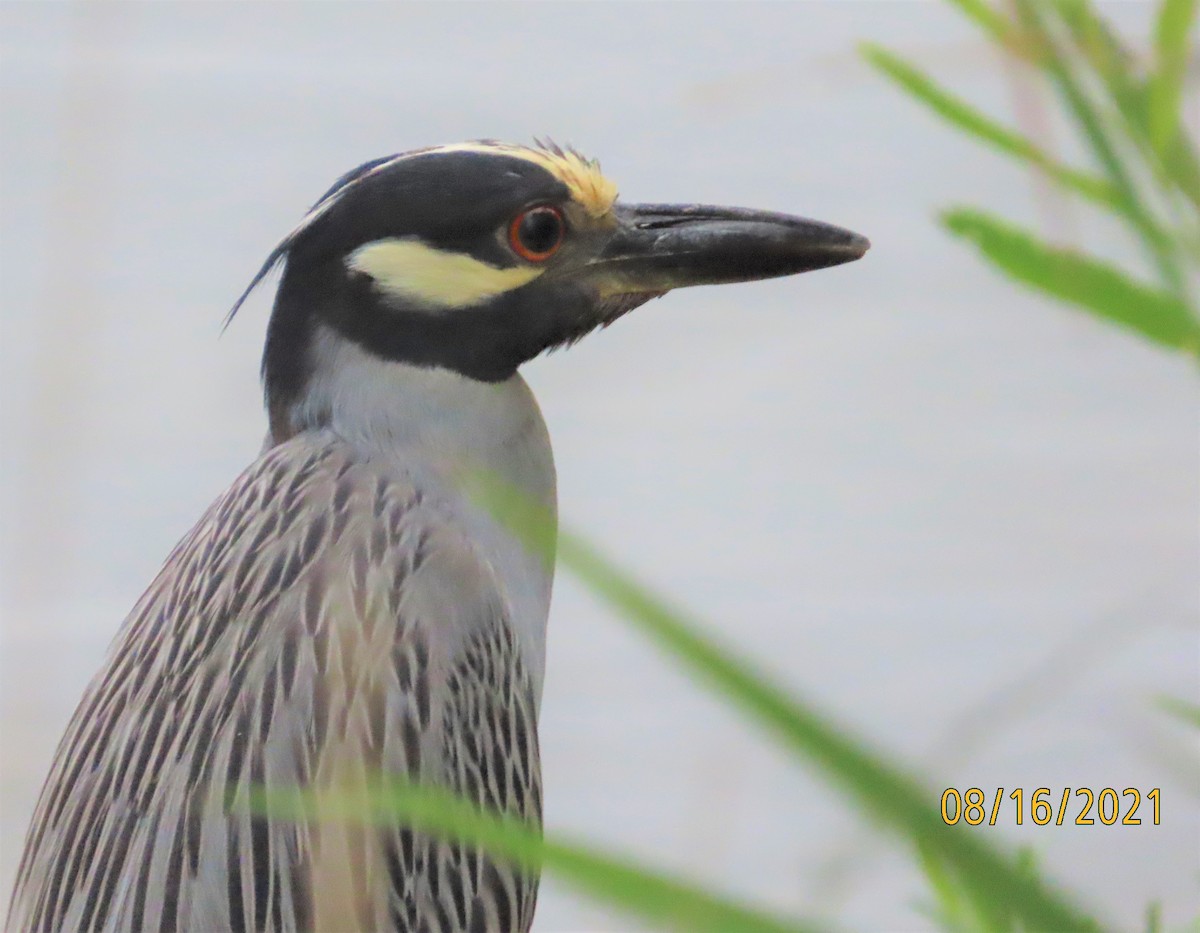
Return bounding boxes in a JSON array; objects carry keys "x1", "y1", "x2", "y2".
[
  {"x1": 226, "y1": 148, "x2": 572, "y2": 329},
  {"x1": 249, "y1": 145, "x2": 607, "y2": 423}
]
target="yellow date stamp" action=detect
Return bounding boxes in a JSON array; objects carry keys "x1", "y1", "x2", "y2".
[{"x1": 940, "y1": 787, "x2": 1161, "y2": 826}]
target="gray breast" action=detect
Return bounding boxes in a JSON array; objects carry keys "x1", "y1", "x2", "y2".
[{"x1": 7, "y1": 431, "x2": 545, "y2": 932}]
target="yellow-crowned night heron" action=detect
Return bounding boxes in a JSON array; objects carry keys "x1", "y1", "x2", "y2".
[{"x1": 8, "y1": 141, "x2": 868, "y2": 932}]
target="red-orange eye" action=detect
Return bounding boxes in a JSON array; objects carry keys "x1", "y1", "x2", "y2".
[{"x1": 509, "y1": 206, "x2": 565, "y2": 261}]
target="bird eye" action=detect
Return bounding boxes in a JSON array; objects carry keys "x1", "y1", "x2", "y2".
[{"x1": 509, "y1": 206, "x2": 565, "y2": 262}]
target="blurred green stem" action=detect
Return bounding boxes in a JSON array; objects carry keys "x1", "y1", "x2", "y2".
[{"x1": 1010, "y1": 0, "x2": 1189, "y2": 298}]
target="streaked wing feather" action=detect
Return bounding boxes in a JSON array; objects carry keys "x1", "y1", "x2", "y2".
[{"x1": 8, "y1": 432, "x2": 541, "y2": 933}]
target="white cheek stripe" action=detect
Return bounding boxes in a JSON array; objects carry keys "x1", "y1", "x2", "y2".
[{"x1": 346, "y1": 238, "x2": 543, "y2": 309}]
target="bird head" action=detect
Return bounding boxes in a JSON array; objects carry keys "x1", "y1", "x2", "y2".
[{"x1": 230, "y1": 141, "x2": 868, "y2": 439}]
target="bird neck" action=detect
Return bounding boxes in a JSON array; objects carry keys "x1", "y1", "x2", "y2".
[{"x1": 268, "y1": 324, "x2": 556, "y2": 508}]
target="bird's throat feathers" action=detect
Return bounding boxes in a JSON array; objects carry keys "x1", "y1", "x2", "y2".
[{"x1": 270, "y1": 325, "x2": 552, "y2": 490}]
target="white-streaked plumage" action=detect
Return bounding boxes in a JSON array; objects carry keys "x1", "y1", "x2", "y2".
[{"x1": 10, "y1": 352, "x2": 554, "y2": 932}]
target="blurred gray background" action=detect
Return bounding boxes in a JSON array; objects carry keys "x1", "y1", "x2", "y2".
[{"x1": 1, "y1": 2, "x2": 1197, "y2": 930}]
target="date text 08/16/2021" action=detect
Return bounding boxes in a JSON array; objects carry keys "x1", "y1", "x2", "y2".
[{"x1": 940, "y1": 787, "x2": 1161, "y2": 827}]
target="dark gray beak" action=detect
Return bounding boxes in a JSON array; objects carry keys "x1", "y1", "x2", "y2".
[{"x1": 589, "y1": 203, "x2": 869, "y2": 295}]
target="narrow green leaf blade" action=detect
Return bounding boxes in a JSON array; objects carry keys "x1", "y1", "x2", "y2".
[
  {"x1": 465, "y1": 475, "x2": 1106, "y2": 932},
  {"x1": 556, "y1": 531, "x2": 1104, "y2": 932},
  {"x1": 1156, "y1": 694, "x2": 1200, "y2": 730},
  {"x1": 861, "y1": 44, "x2": 1120, "y2": 211},
  {"x1": 1144, "y1": 900, "x2": 1163, "y2": 933},
  {"x1": 917, "y1": 841, "x2": 1003, "y2": 933},
  {"x1": 943, "y1": 207, "x2": 1200, "y2": 353},
  {"x1": 1008, "y1": 0, "x2": 1143, "y2": 213},
  {"x1": 1160, "y1": 125, "x2": 1200, "y2": 210},
  {"x1": 246, "y1": 781, "x2": 819, "y2": 933},
  {"x1": 1148, "y1": 0, "x2": 1199, "y2": 155},
  {"x1": 1054, "y1": 0, "x2": 1146, "y2": 130}
]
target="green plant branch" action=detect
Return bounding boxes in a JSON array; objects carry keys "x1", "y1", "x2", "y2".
[
  {"x1": 1025, "y1": 0, "x2": 1200, "y2": 213},
  {"x1": 869, "y1": 0, "x2": 1199, "y2": 352},
  {"x1": 947, "y1": 0, "x2": 1200, "y2": 212},
  {"x1": 1048, "y1": 0, "x2": 1200, "y2": 282},
  {"x1": 1011, "y1": 0, "x2": 1190, "y2": 297}
]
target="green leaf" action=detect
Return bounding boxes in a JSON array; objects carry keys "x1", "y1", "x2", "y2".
[
  {"x1": 466, "y1": 475, "x2": 1105, "y2": 933},
  {"x1": 943, "y1": 207, "x2": 1200, "y2": 353},
  {"x1": 1143, "y1": 899, "x2": 1163, "y2": 933},
  {"x1": 1148, "y1": 0, "x2": 1198, "y2": 156},
  {"x1": 861, "y1": 44, "x2": 1121, "y2": 212},
  {"x1": 244, "y1": 781, "x2": 819, "y2": 933},
  {"x1": 918, "y1": 840, "x2": 1007, "y2": 933},
  {"x1": 1155, "y1": 694, "x2": 1200, "y2": 729}
]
